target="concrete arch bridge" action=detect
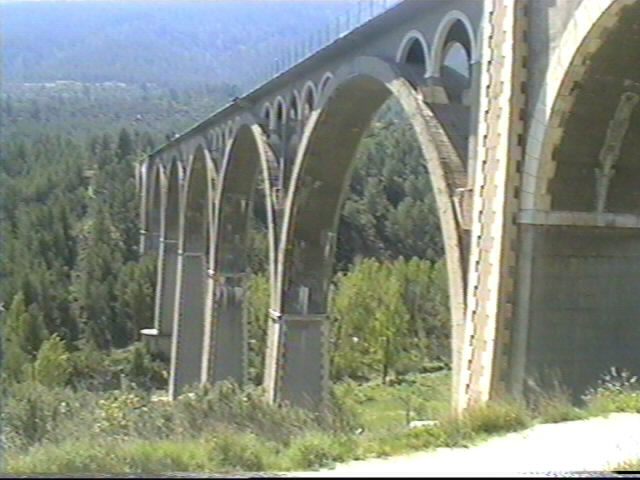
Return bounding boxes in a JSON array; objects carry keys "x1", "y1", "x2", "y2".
[{"x1": 138, "y1": 0, "x2": 640, "y2": 413}]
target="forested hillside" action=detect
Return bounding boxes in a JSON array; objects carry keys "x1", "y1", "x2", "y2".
[
  {"x1": 1, "y1": 0, "x2": 352, "y2": 89},
  {"x1": 1, "y1": 1, "x2": 452, "y2": 472}
]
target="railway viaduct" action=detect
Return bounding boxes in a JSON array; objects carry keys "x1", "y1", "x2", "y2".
[{"x1": 138, "y1": 0, "x2": 640, "y2": 413}]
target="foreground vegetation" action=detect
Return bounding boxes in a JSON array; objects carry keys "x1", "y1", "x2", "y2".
[{"x1": 4, "y1": 364, "x2": 640, "y2": 474}]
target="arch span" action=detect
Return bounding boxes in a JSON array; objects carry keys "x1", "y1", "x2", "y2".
[
  {"x1": 431, "y1": 10, "x2": 478, "y2": 77},
  {"x1": 146, "y1": 162, "x2": 164, "y2": 254},
  {"x1": 514, "y1": 0, "x2": 640, "y2": 401},
  {"x1": 396, "y1": 29, "x2": 431, "y2": 77},
  {"x1": 147, "y1": 159, "x2": 183, "y2": 358},
  {"x1": 169, "y1": 144, "x2": 216, "y2": 399},
  {"x1": 266, "y1": 55, "x2": 468, "y2": 411},
  {"x1": 201, "y1": 112, "x2": 277, "y2": 387},
  {"x1": 301, "y1": 81, "x2": 317, "y2": 119}
]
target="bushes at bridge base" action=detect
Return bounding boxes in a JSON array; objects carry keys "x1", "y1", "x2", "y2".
[{"x1": 6, "y1": 367, "x2": 640, "y2": 474}]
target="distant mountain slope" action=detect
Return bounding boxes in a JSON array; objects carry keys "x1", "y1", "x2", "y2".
[{"x1": 1, "y1": 0, "x2": 353, "y2": 89}]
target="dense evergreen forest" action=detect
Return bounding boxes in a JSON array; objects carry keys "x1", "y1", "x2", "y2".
[
  {"x1": 1, "y1": 0, "x2": 353, "y2": 89},
  {"x1": 0, "y1": 1, "x2": 451, "y2": 470}
]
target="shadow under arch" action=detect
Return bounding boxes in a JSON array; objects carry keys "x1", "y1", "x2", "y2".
[
  {"x1": 267, "y1": 55, "x2": 468, "y2": 412},
  {"x1": 169, "y1": 144, "x2": 216, "y2": 399},
  {"x1": 513, "y1": 0, "x2": 640, "y2": 402},
  {"x1": 201, "y1": 113, "x2": 277, "y2": 387}
]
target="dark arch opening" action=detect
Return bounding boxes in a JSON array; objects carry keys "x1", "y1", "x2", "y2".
[
  {"x1": 289, "y1": 93, "x2": 299, "y2": 121},
  {"x1": 263, "y1": 105, "x2": 272, "y2": 129},
  {"x1": 440, "y1": 20, "x2": 472, "y2": 104},
  {"x1": 276, "y1": 100, "x2": 285, "y2": 125},
  {"x1": 303, "y1": 88, "x2": 315, "y2": 118},
  {"x1": 404, "y1": 38, "x2": 427, "y2": 68}
]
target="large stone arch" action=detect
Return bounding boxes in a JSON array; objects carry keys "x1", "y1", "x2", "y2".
[
  {"x1": 168, "y1": 144, "x2": 216, "y2": 399},
  {"x1": 513, "y1": 0, "x2": 640, "y2": 400},
  {"x1": 265, "y1": 55, "x2": 468, "y2": 411},
  {"x1": 201, "y1": 113, "x2": 277, "y2": 387}
]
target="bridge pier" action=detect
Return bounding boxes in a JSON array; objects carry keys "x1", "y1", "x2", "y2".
[
  {"x1": 264, "y1": 310, "x2": 330, "y2": 412},
  {"x1": 201, "y1": 272, "x2": 248, "y2": 387},
  {"x1": 169, "y1": 249, "x2": 208, "y2": 399}
]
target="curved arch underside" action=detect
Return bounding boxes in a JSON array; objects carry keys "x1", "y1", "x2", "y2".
[
  {"x1": 169, "y1": 147, "x2": 214, "y2": 399},
  {"x1": 201, "y1": 120, "x2": 276, "y2": 387},
  {"x1": 151, "y1": 161, "x2": 182, "y2": 358},
  {"x1": 519, "y1": 1, "x2": 640, "y2": 401},
  {"x1": 147, "y1": 165, "x2": 163, "y2": 253},
  {"x1": 549, "y1": 3, "x2": 640, "y2": 213},
  {"x1": 270, "y1": 56, "x2": 468, "y2": 411}
]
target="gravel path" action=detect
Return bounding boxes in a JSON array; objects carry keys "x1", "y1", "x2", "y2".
[{"x1": 287, "y1": 413, "x2": 640, "y2": 477}]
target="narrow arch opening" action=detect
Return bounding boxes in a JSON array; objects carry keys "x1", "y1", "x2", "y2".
[
  {"x1": 303, "y1": 86, "x2": 315, "y2": 119},
  {"x1": 289, "y1": 92, "x2": 299, "y2": 122},
  {"x1": 404, "y1": 38, "x2": 426, "y2": 67},
  {"x1": 263, "y1": 105, "x2": 272, "y2": 129},
  {"x1": 439, "y1": 20, "x2": 472, "y2": 104},
  {"x1": 275, "y1": 99, "x2": 285, "y2": 126}
]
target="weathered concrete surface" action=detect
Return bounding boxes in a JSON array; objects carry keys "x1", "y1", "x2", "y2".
[{"x1": 525, "y1": 227, "x2": 640, "y2": 398}]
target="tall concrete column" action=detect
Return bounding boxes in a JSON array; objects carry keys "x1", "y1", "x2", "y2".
[
  {"x1": 168, "y1": 249, "x2": 207, "y2": 399},
  {"x1": 459, "y1": 0, "x2": 529, "y2": 409},
  {"x1": 264, "y1": 309, "x2": 330, "y2": 412},
  {"x1": 201, "y1": 272, "x2": 248, "y2": 386},
  {"x1": 143, "y1": 238, "x2": 179, "y2": 358}
]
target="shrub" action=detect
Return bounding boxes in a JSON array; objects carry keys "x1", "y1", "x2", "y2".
[
  {"x1": 283, "y1": 432, "x2": 356, "y2": 470},
  {"x1": 34, "y1": 334, "x2": 71, "y2": 388},
  {"x1": 4, "y1": 382, "x2": 79, "y2": 449},
  {"x1": 583, "y1": 367, "x2": 640, "y2": 415},
  {"x1": 527, "y1": 380, "x2": 587, "y2": 424},
  {"x1": 211, "y1": 430, "x2": 278, "y2": 472},
  {"x1": 461, "y1": 397, "x2": 531, "y2": 435}
]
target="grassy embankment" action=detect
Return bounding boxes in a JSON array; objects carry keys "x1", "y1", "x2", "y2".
[{"x1": 5, "y1": 365, "x2": 640, "y2": 474}]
